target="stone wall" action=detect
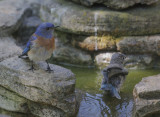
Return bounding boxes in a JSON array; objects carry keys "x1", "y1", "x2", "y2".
[{"x1": 39, "y1": 0, "x2": 160, "y2": 69}]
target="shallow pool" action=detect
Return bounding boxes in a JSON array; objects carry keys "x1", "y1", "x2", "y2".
[{"x1": 65, "y1": 66, "x2": 160, "y2": 117}]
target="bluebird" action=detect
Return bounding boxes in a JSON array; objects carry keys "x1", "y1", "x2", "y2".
[
  {"x1": 100, "y1": 53, "x2": 128, "y2": 99},
  {"x1": 19, "y1": 22, "x2": 59, "y2": 72}
]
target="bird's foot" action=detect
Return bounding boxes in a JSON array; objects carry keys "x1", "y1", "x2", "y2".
[
  {"x1": 46, "y1": 66, "x2": 53, "y2": 73},
  {"x1": 28, "y1": 66, "x2": 36, "y2": 73}
]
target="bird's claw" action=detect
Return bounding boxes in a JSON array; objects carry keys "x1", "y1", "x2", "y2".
[
  {"x1": 28, "y1": 66, "x2": 36, "y2": 73},
  {"x1": 46, "y1": 67, "x2": 53, "y2": 73}
]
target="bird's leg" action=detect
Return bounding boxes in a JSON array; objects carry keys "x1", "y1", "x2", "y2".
[
  {"x1": 28, "y1": 61, "x2": 36, "y2": 72},
  {"x1": 46, "y1": 60, "x2": 53, "y2": 73}
]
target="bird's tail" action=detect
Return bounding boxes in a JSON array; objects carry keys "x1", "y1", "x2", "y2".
[
  {"x1": 19, "y1": 47, "x2": 29, "y2": 58},
  {"x1": 110, "y1": 86, "x2": 121, "y2": 99}
]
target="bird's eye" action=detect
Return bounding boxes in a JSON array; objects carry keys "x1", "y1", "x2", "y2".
[{"x1": 46, "y1": 27, "x2": 50, "y2": 30}]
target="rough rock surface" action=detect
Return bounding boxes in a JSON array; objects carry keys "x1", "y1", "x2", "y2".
[
  {"x1": 67, "y1": 0, "x2": 158, "y2": 9},
  {"x1": 95, "y1": 53, "x2": 160, "y2": 69},
  {"x1": 0, "y1": 37, "x2": 21, "y2": 62},
  {"x1": 41, "y1": 0, "x2": 160, "y2": 36},
  {"x1": 53, "y1": 41, "x2": 92, "y2": 65},
  {"x1": 133, "y1": 74, "x2": 160, "y2": 117},
  {"x1": 95, "y1": 53, "x2": 114, "y2": 67},
  {"x1": 0, "y1": 0, "x2": 31, "y2": 36},
  {"x1": 72, "y1": 35, "x2": 117, "y2": 51},
  {"x1": 0, "y1": 56, "x2": 77, "y2": 117},
  {"x1": 16, "y1": 16, "x2": 42, "y2": 44},
  {"x1": 117, "y1": 35, "x2": 160, "y2": 55}
]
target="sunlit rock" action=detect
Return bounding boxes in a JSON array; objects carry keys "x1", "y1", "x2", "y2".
[
  {"x1": 66, "y1": 0, "x2": 158, "y2": 10},
  {"x1": 0, "y1": 56, "x2": 77, "y2": 117},
  {"x1": 72, "y1": 35, "x2": 117, "y2": 51},
  {"x1": 95, "y1": 53, "x2": 114, "y2": 67},
  {"x1": 133, "y1": 74, "x2": 160, "y2": 117}
]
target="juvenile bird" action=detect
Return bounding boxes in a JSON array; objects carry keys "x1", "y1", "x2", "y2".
[
  {"x1": 101, "y1": 53, "x2": 128, "y2": 99},
  {"x1": 19, "y1": 22, "x2": 59, "y2": 72}
]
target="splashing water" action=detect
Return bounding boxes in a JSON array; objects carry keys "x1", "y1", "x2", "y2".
[{"x1": 94, "y1": 12, "x2": 98, "y2": 51}]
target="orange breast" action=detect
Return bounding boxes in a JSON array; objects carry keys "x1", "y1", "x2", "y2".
[{"x1": 35, "y1": 35, "x2": 55, "y2": 51}]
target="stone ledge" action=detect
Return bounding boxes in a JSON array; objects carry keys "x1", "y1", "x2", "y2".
[
  {"x1": 0, "y1": 56, "x2": 76, "y2": 117},
  {"x1": 41, "y1": 0, "x2": 160, "y2": 36},
  {"x1": 133, "y1": 74, "x2": 160, "y2": 117}
]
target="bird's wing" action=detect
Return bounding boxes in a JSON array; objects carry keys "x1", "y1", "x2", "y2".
[{"x1": 20, "y1": 34, "x2": 37, "y2": 56}]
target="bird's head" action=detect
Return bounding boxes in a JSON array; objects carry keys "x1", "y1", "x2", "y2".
[{"x1": 35, "y1": 22, "x2": 59, "y2": 39}]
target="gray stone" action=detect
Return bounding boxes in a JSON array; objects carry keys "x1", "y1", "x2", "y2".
[
  {"x1": 95, "y1": 53, "x2": 159, "y2": 69},
  {"x1": 117, "y1": 35, "x2": 160, "y2": 56},
  {"x1": 52, "y1": 38, "x2": 92, "y2": 66},
  {"x1": 67, "y1": 0, "x2": 158, "y2": 9},
  {"x1": 28, "y1": 102, "x2": 64, "y2": 117},
  {"x1": 41, "y1": 0, "x2": 160, "y2": 36},
  {"x1": 0, "y1": 0, "x2": 42, "y2": 37},
  {"x1": 0, "y1": 37, "x2": 21, "y2": 62},
  {"x1": 124, "y1": 54, "x2": 154, "y2": 69},
  {"x1": 0, "y1": 0, "x2": 30, "y2": 36},
  {"x1": 0, "y1": 86, "x2": 28, "y2": 113},
  {"x1": 0, "y1": 56, "x2": 77, "y2": 117},
  {"x1": 16, "y1": 16, "x2": 42, "y2": 44},
  {"x1": 133, "y1": 74, "x2": 160, "y2": 117}
]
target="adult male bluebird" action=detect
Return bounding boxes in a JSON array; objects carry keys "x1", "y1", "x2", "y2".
[{"x1": 19, "y1": 22, "x2": 59, "y2": 72}]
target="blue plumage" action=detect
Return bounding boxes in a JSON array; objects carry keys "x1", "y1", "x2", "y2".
[
  {"x1": 19, "y1": 22, "x2": 59, "y2": 72},
  {"x1": 35, "y1": 22, "x2": 54, "y2": 39},
  {"x1": 101, "y1": 70, "x2": 121, "y2": 99},
  {"x1": 22, "y1": 35, "x2": 37, "y2": 56}
]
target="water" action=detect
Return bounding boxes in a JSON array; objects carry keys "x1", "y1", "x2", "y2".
[{"x1": 64, "y1": 66, "x2": 160, "y2": 117}]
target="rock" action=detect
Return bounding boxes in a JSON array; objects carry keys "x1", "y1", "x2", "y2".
[
  {"x1": 124, "y1": 54, "x2": 155, "y2": 69},
  {"x1": 0, "y1": 0, "x2": 42, "y2": 37},
  {"x1": 0, "y1": 56, "x2": 77, "y2": 117},
  {"x1": 55, "y1": 30, "x2": 117, "y2": 52},
  {"x1": 41, "y1": 0, "x2": 160, "y2": 36},
  {"x1": 0, "y1": 108, "x2": 30, "y2": 117},
  {"x1": 117, "y1": 35, "x2": 160, "y2": 55},
  {"x1": 67, "y1": 0, "x2": 158, "y2": 9},
  {"x1": 53, "y1": 45, "x2": 92, "y2": 66},
  {"x1": 0, "y1": 37, "x2": 21, "y2": 62},
  {"x1": 52, "y1": 36, "x2": 92, "y2": 66},
  {"x1": 0, "y1": 0, "x2": 31, "y2": 36},
  {"x1": 72, "y1": 35, "x2": 117, "y2": 51},
  {"x1": 16, "y1": 16, "x2": 42, "y2": 44},
  {"x1": 95, "y1": 53, "x2": 159, "y2": 69},
  {"x1": 133, "y1": 74, "x2": 160, "y2": 117},
  {"x1": 95, "y1": 53, "x2": 114, "y2": 67}
]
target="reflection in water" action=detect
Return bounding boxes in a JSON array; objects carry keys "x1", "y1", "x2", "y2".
[
  {"x1": 77, "y1": 93, "x2": 133, "y2": 117},
  {"x1": 65, "y1": 66, "x2": 160, "y2": 117}
]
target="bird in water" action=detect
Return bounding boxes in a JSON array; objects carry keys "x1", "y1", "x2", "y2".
[
  {"x1": 100, "y1": 52, "x2": 128, "y2": 99},
  {"x1": 19, "y1": 22, "x2": 59, "y2": 73}
]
